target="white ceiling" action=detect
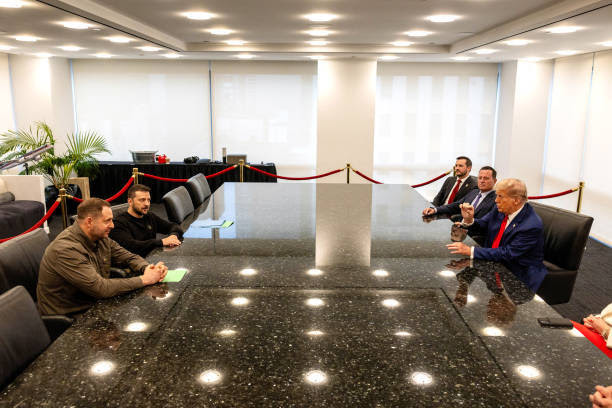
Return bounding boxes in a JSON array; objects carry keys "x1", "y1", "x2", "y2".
[{"x1": 0, "y1": 0, "x2": 611, "y2": 62}]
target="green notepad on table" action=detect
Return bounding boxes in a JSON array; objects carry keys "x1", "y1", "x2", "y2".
[
  {"x1": 162, "y1": 268, "x2": 188, "y2": 283},
  {"x1": 191, "y1": 219, "x2": 234, "y2": 228}
]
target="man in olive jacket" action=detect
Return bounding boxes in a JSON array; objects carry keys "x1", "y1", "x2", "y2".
[{"x1": 37, "y1": 198, "x2": 168, "y2": 316}]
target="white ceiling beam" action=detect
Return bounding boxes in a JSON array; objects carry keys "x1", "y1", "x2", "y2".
[
  {"x1": 451, "y1": 0, "x2": 612, "y2": 54},
  {"x1": 186, "y1": 43, "x2": 449, "y2": 54},
  {"x1": 36, "y1": 0, "x2": 186, "y2": 51}
]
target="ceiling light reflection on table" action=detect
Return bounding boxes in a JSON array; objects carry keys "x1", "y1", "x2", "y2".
[
  {"x1": 231, "y1": 297, "x2": 250, "y2": 306},
  {"x1": 410, "y1": 371, "x2": 433, "y2": 386},
  {"x1": 516, "y1": 365, "x2": 541, "y2": 379},
  {"x1": 199, "y1": 369, "x2": 222, "y2": 384},
  {"x1": 125, "y1": 321, "x2": 148, "y2": 332},
  {"x1": 304, "y1": 370, "x2": 328, "y2": 384},
  {"x1": 382, "y1": 298, "x2": 400, "y2": 308},
  {"x1": 90, "y1": 360, "x2": 115, "y2": 376},
  {"x1": 306, "y1": 298, "x2": 325, "y2": 307}
]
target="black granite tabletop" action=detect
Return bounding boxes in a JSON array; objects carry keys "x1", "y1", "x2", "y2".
[{"x1": 2, "y1": 183, "x2": 611, "y2": 407}]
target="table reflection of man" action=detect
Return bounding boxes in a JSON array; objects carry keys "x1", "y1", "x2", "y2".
[{"x1": 446, "y1": 178, "x2": 547, "y2": 292}]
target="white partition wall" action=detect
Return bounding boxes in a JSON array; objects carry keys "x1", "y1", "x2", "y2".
[
  {"x1": 317, "y1": 59, "x2": 377, "y2": 184},
  {"x1": 72, "y1": 59, "x2": 211, "y2": 162},
  {"x1": 0, "y1": 53, "x2": 14, "y2": 134},
  {"x1": 374, "y1": 62, "x2": 498, "y2": 198},
  {"x1": 211, "y1": 61, "x2": 317, "y2": 179}
]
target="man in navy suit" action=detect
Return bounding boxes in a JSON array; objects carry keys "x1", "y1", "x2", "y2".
[
  {"x1": 446, "y1": 178, "x2": 548, "y2": 292},
  {"x1": 431, "y1": 156, "x2": 478, "y2": 207},
  {"x1": 423, "y1": 166, "x2": 497, "y2": 220}
]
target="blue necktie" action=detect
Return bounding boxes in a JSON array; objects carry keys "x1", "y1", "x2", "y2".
[{"x1": 471, "y1": 193, "x2": 482, "y2": 209}]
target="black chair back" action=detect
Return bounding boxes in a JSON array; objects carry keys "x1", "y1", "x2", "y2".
[
  {"x1": 185, "y1": 174, "x2": 212, "y2": 207},
  {"x1": 0, "y1": 286, "x2": 51, "y2": 388},
  {"x1": 530, "y1": 201, "x2": 593, "y2": 304},
  {"x1": 111, "y1": 203, "x2": 129, "y2": 218},
  {"x1": 162, "y1": 186, "x2": 194, "y2": 224},
  {"x1": 530, "y1": 201, "x2": 593, "y2": 270},
  {"x1": 0, "y1": 229, "x2": 49, "y2": 300}
]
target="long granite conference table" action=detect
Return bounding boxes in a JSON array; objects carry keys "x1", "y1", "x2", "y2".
[{"x1": 2, "y1": 183, "x2": 611, "y2": 407}]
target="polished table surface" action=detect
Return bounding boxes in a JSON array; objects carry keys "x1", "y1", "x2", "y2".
[{"x1": 3, "y1": 183, "x2": 611, "y2": 407}]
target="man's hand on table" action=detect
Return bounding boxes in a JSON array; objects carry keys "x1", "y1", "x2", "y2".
[
  {"x1": 140, "y1": 261, "x2": 168, "y2": 285},
  {"x1": 162, "y1": 235, "x2": 182, "y2": 247},
  {"x1": 590, "y1": 385, "x2": 612, "y2": 408},
  {"x1": 422, "y1": 207, "x2": 436, "y2": 216},
  {"x1": 446, "y1": 242, "x2": 471, "y2": 256}
]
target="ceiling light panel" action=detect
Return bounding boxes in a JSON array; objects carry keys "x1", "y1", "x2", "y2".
[
  {"x1": 404, "y1": 30, "x2": 432, "y2": 37},
  {"x1": 555, "y1": 50, "x2": 578, "y2": 56},
  {"x1": 306, "y1": 29, "x2": 332, "y2": 37},
  {"x1": 183, "y1": 11, "x2": 214, "y2": 20},
  {"x1": 15, "y1": 35, "x2": 38, "y2": 42},
  {"x1": 426, "y1": 15, "x2": 459, "y2": 23},
  {"x1": 62, "y1": 21, "x2": 91, "y2": 30},
  {"x1": 208, "y1": 28, "x2": 232, "y2": 35},
  {"x1": 59, "y1": 45, "x2": 82, "y2": 51},
  {"x1": 391, "y1": 41, "x2": 413, "y2": 47},
  {"x1": 225, "y1": 40, "x2": 246, "y2": 45},
  {"x1": 474, "y1": 49, "x2": 497, "y2": 54},
  {"x1": 0, "y1": 0, "x2": 23, "y2": 8},
  {"x1": 108, "y1": 36, "x2": 131, "y2": 43},
  {"x1": 545, "y1": 26, "x2": 581, "y2": 34},
  {"x1": 305, "y1": 13, "x2": 337, "y2": 22},
  {"x1": 504, "y1": 39, "x2": 530, "y2": 46},
  {"x1": 139, "y1": 46, "x2": 161, "y2": 52},
  {"x1": 308, "y1": 39, "x2": 328, "y2": 46}
]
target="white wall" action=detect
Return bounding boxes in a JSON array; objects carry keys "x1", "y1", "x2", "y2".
[
  {"x1": 0, "y1": 53, "x2": 15, "y2": 134},
  {"x1": 316, "y1": 59, "x2": 377, "y2": 183},
  {"x1": 9, "y1": 55, "x2": 74, "y2": 152},
  {"x1": 496, "y1": 60, "x2": 553, "y2": 192}
]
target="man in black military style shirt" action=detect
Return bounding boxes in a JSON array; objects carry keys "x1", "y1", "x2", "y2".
[{"x1": 109, "y1": 184, "x2": 183, "y2": 257}]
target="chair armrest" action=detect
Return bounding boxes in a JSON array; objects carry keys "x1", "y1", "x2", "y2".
[
  {"x1": 41, "y1": 314, "x2": 74, "y2": 342},
  {"x1": 109, "y1": 267, "x2": 128, "y2": 279}
]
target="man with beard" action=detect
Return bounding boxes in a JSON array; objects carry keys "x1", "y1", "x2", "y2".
[
  {"x1": 431, "y1": 156, "x2": 478, "y2": 207},
  {"x1": 37, "y1": 198, "x2": 168, "y2": 316},
  {"x1": 110, "y1": 184, "x2": 183, "y2": 257}
]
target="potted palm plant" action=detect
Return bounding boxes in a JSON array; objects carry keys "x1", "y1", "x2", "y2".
[{"x1": 0, "y1": 121, "x2": 110, "y2": 189}]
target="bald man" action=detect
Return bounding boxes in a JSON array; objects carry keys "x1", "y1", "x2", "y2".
[{"x1": 446, "y1": 178, "x2": 547, "y2": 292}]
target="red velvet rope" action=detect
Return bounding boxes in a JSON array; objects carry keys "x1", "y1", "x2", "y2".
[
  {"x1": 205, "y1": 165, "x2": 238, "y2": 179},
  {"x1": 71, "y1": 196, "x2": 83, "y2": 203},
  {"x1": 411, "y1": 171, "x2": 451, "y2": 188},
  {"x1": 141, "y1": 173, "x2": 188, "y2": 182},
  {"x1": 352, "y1": 169, "x2": 383, "y2": 184},
  {"x1": 528, "y1": 189, "x2": 575, "y2": 200},
  {"x1": 247, "y1": 166, "x2": 344, "y2": 180},
  {"x1": 106, "y1": 177, "x2": 134, "y2": 202},
  {"x1": 0, "y1": 200, "x2": 60, "y2": 243}
]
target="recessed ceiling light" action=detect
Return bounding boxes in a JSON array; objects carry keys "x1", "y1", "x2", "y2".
[
  {"x1": 35, "y1": 53, "x2": 52, "y2": 58},
  {"x1": 62, "y1": 21, "x2": 91, "y2": 30},
  {"x1": 0, "y1": 45, "x2": 15, "y2": 51},
  {"x1": 59, "y1": 45, "x2": 82, "y2": 51},
  {"x1": 452, "y1": 56, "x2": 471, "y2": 61},
  {"x1": 139, "y1": 46, "x2": 161, "y2": 52},
  {"x1": 0, "y1": 0, "x2": 23, "y2": 8},
  {"x1": 505, "y1": 39, "x2": 530, "y2": 46},
  {"x1": 600, "y1": 41, "x2": 612, "y2": 47},
  {"x1": 308, "y1": 39, "x2": 328, "y2": 46},
  {"x1": 545, "y1": 26, "x2": 580, "y2": 34},
  {"x1": 379, "y1": 55, "x2": 399, "y2": 61},
  {"x1": 225, "y1": 40, "x2": 246, "y2": 46},
  {"x1": 108, "y1": 36, "x2": 131, "y2": 43},
  {"x1": 95, "y1": 53, "x2": 112, "y2": 58},
  {"x1": 208, "y1": 28, "x2": 232, "y2": 36},
  {"x1": 183, "y1": 11, "x2": 214, "y2": 20},
  {"x1": 306, "y1": 29, "x2": 332, "y2": 37},
  {"x1": 405, "y1": 30, "x2": 432, "y2": 37},
  {"x1": 164, "y1": 53, "x2": 181, "y2": 59},
  {"x1": 391, "y1": 41, "x2": 413, "y2": 47},
  {"x1": 555, "y1": 50, "x2": 578, "y2": 56},
  {"x1": 474, "y1": 49, "x2": 497, "y2": 55},
  {"x1": 426, "y1": 15, "x2": 459, "y2": 23},
  {"x1": 522, "y1": 57, "x2": 542, "y2": 62},
  {"x1": 305, "y1": 13, "x2": 337, "y2": 22},
  {"x1": 236, "y1": 53, "x2": 255, "y2": 59},
  {"x1": 15, "y1": 35, "x2": 38, "y2": 42}
]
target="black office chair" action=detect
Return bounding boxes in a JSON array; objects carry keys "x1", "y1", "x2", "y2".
[
  {"x1": 162, "y1": 186, "x2": 194, "y2": 224},
  {"x1": 185, "y1": 173, "x2": 212, "y2": 207},
  {"x1": 0, "y1": 230, "x2": 74, "y2": 341},
  {"x1": 0, "y1": 286, "x2": 51, "y2": 389},
  {"x1": 0, "y1": 229, "x2": 49, "y2": 300},
  {"x1": 70, "y1": 202, "x2": 129, "y2": 225},
  {"x1": 531, "y1": 201, "x2": 594, "y2": 305}
]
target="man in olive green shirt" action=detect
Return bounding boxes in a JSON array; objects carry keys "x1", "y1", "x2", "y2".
[{"x1": 37, "y1": 198, "x2": 168, "y2": 316}]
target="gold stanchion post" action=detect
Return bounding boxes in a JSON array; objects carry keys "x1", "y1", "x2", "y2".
[
  {"x1": 133, "y1": 167, "x2": 139, "y2": 184},
  {"x1": 239, "y1": 160, "x2": 244, "y2": 182},
  {"x1": 576, "y1": 181, "x2": 585, "y2": 213},
  {"x1": 59, "y1": 187, "x2": 69, "y2": 230},
  {"x1": 346, "y1": 163, "x2": 351, "y2": 184}
]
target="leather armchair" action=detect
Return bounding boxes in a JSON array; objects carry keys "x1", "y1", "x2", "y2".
[
  {"x1": 185, "y1": 173, "x2": 212, "y2": 207},
  {"x1": 162, "y1": 186, "x2": 194, "y2": 224},
  {"x1": 531, "y1": 201, "x2": 594, "y2": 305}
]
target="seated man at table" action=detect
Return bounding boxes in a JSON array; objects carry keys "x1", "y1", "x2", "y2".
[
  {"x1": 37, "y1": 198, "x2": 168, "y2": 316},
  {"x1": 446, "y1": 178, "x2": 547, "y2": 292},
  {"x1": 109, "y1": 184, "x2": 183, "y2": 257},
  {"x1": 423, "y1": 166, "x2": 497, "y2": 220},
  {"x1": 431, "y1": 156, "x2": 478, "y2": 206}
]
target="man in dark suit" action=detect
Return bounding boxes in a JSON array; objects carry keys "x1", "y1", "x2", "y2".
[
  {"x1": 431, "y1": 156, "x2": 478, "y2": 206},
  {"x1": 423, "y1": 166, "x2": 497, "y2": 220},
  {"x1": 446, "y1": 178, "x2": 548, "y2": 292}
]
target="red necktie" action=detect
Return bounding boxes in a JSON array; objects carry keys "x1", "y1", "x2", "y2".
[
  {"x1": 491, "y1": 215, "x2": 508, "y2": 248},
  {"x1": 447, "y1": 179, "x2": 462, "y2": 203}
]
